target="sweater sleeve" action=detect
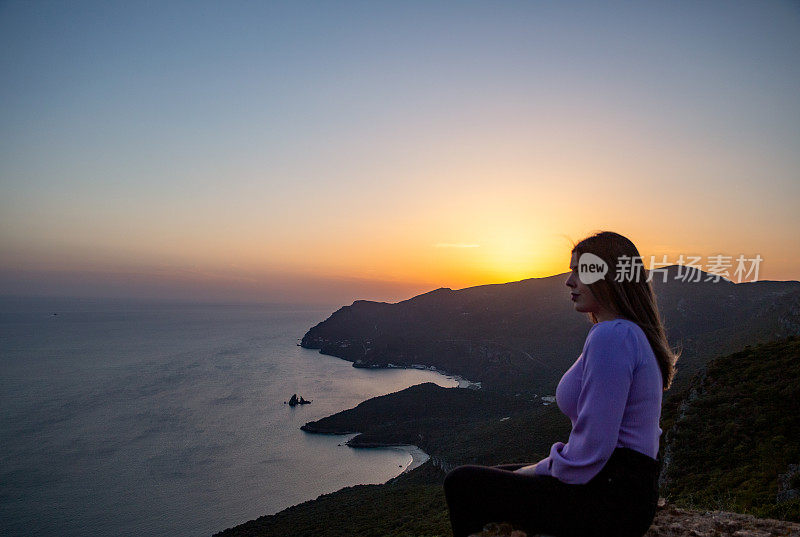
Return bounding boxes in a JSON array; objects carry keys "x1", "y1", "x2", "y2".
[{"x1": 516, "y1": 322, "x2": 637, "y2": 483}]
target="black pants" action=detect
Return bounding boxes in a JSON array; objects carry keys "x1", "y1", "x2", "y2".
[{"x1": 443, "y1": 447, "x2": 661, "y2": 537}]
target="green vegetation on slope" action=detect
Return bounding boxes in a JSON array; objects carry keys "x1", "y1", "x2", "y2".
[
  {"x1": 661, "y1": 336, "x2": 800, "y2": 521},
  {"x1": 214, "y1": 480, "x2": 452, "y2": 537}
]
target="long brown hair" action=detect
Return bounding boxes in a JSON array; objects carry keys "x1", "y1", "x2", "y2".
[{"x1": 572, "y1": 231, "x2": 679, "y2": 391}]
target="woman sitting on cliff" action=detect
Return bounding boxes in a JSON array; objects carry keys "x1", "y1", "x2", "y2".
[{"x1": 443, "y1": 231, "x2": 679, "y2": 537}]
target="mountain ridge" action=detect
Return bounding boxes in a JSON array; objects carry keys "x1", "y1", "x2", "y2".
[{"x1": 301, "y1": 266, "x2": 800, "y2": 394}]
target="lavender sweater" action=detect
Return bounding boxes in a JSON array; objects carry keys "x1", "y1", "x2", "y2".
[{"x1": 514, "y1": 318, "x2": 663, "y2": 484}]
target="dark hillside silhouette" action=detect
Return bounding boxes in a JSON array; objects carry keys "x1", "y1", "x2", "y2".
[{"x1": 302, "y1": 266, "x2": 800, "y2": 394}]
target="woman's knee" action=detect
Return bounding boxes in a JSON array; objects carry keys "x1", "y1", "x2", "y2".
[{"x1": 444, "y1": 464, "x2": 481, "y2": 491}]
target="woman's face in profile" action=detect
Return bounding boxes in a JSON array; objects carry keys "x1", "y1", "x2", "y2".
[{"x1": 566, "y1": 251, "x2": 603, "y2": 316}]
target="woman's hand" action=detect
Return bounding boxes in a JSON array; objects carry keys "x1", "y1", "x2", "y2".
[{"x1": 513, "y1": 462, "x2": 543, "y2": 476}]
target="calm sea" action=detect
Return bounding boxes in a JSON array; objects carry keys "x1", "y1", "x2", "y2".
[{"x1": 0, "y1": 297, "x2": 459, "y2": 537}]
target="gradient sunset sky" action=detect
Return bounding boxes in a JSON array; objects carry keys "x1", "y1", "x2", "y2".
[{"x1": 1, "y1": 1, "x2": 799, "y2": 305}]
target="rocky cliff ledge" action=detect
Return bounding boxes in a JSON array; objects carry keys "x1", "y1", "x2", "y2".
[{"x1": 469, "y1": 499, "x2": 800, "y2": 537}]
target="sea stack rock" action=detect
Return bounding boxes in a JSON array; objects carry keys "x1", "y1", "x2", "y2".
[{"x1": 288, "y1": 394, "x2": 312, "y2": 406}]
